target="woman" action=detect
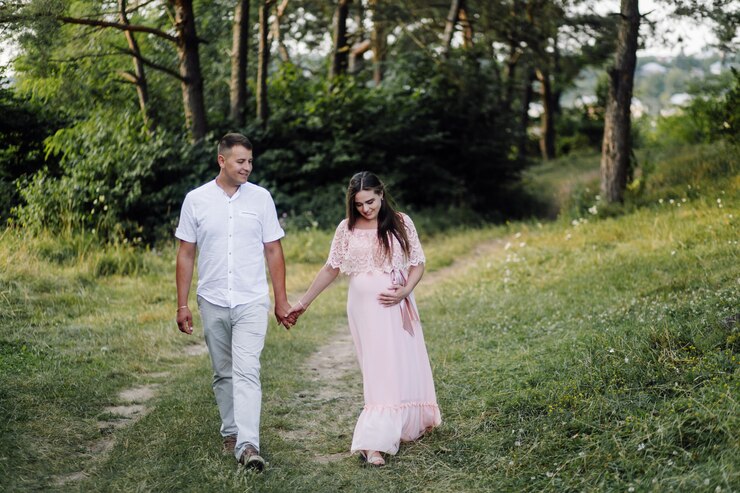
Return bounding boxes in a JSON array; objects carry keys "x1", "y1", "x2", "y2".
[{"x1": 287, "y1": 171, "x2": 441, "y2": 466}]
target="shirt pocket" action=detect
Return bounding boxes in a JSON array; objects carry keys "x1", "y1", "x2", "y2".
[{"x1": 237, "y1": 210, "x2": 262, "y2": 238}]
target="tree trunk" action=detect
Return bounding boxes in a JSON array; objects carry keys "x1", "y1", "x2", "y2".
[
  {"x1": 441, "y1": 0, "x2": 462, "y2": 57},
  {"x1": 171, "y1": 0, "x2": 207, "y2": 142},
  {"x1": 518, "y1": 71, "x2": 534, "y2": 161},
  {"x1": 536, "y1": 68, "x2": 556, "y2": 160},
  {"x1": 118, "y1": 0, "x2": 154, "y2": 129},
  {"x1": 349, "y1": 39, "x2": 371, "y2": 74},
  {"x1": 504, "y1": 40, "x2": 520, "y2": 112},
  {"x1": 370, "y1": 0, "x2": 387, "y2": 85},
  {"x1": 229, "y1": 0, "x2": 250, "y2": 126},
  {"x1": 257, "y1": 0, "x2": 273, "y2": 125},
  {"x1": 600, "y1": 0, "x2": 640, "y2": 203},
  {"x1": 271, "y1": 0, "x2": 291, "y2": 63},
  {"x1": 348, "y1": 2, "x2": 365, "y2": 73},
  {"x1": 330, "y1": 0, "x2": 351, "y2": 80},
  {"x1": 459, "y1": 4, "x2": 473, "y2": 49}
]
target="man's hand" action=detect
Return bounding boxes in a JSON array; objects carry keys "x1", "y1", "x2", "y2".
[
  {"x1": 275, "y1": 300, "x2": 295, "y2": 330},
  {"x1": 177, "y1": 306, "x2": 193, "y2": 334}
]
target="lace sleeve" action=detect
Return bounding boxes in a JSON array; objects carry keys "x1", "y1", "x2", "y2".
[
  {"x1": 326, "y1": 219, "x2": 349, "y2": 269},
  {"x1": 402, "y1": 213, "x2": 425, "y2": 266}
]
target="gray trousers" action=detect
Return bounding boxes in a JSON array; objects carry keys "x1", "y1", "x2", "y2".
[{"x1": 197, "y1": 295, "x2": 269, "y2": 458}]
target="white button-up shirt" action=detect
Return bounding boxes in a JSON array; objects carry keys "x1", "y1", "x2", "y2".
[{"x1": 175, "y1": 180, "x2": 285, "y2": 308}]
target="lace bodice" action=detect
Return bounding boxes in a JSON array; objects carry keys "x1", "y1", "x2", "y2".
[{"x1": 326, "y1": 213, "x2": 426, "y2": 275}]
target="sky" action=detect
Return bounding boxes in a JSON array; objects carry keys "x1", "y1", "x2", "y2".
[{"x1": 591, "y1": 0, "x2": 719, "y2": 57}]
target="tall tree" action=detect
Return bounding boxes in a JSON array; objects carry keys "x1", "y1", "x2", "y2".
[
  {"x1": 271, "y1": 0, "x2": 291, "y2": 63},
  {"x1": 117, "y1": 0, "x2": 154, "y2": 130},
  {"x1": 369, "y1": 0, "x2": 388, "y2": 85},
  {"x1": 441, "y1": 0, "x2": 463, "y2": 57},
  {"x1": 536, "y1": 67, "x2": 556, "y2": 160},
  {"x1": 38, "y1": 0, "x2": 208, "y2": 141},
  {"x1": 171, "y1": 0, "x2": 207, "y2": 141},
  {"x1": 600, "y1": 0, "x2": 640, "y2": 203},
  {"x1": 229, "y1": 0, "x2": 250, "y2": 126},
  {"x1": 330, "y1": 0, "x2": 351, "y2": 80},
  {"x1": 257, "y1": 0, "x2": 273, "y2": 124}
]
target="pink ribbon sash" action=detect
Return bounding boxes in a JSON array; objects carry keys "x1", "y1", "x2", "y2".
[{"x1": 391, "y1": 269, "x2": 420, "y2": 336}]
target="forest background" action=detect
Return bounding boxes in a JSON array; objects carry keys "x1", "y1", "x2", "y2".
[
  {"x1": 0, "y1": 1, "x2": 738, "y2": 491},
  {"x1": 0, "y1": 0, "x2": 736, "y2": 240}
]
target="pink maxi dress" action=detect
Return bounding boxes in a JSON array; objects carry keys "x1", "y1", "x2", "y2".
[{"x1": 326, "y1": 213, "x2": 442, "y2": 455}]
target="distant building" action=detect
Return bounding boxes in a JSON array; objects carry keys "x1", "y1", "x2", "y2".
[
  {"x1": 631, "y1": 98, "x2": 647, "y2": 118},
  {"x1": 669, "y1": 93, "x2": 693, "y2": 106},
  {"x1": 640, "y1": 62, "x2": 667, "y2": 75}
]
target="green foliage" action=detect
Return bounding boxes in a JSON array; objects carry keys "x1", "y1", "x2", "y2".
[
  {"x1": 14, "y1": 108, "x2": 213, "y2": 241},
  {"x1": 1, "y1": 143, "x2": 736, "y2": 491},
  {"x1": 645, "y1": 68, "x2": 739, "y2": 147},
  {"x1": 0, "y1": 78, "x2": 63, "y2": 222},
  {"x1": 252, "y1": 55, "x2": 522, "y2": 228}
]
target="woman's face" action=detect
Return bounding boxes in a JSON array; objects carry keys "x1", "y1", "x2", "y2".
[{"x1": 353, "y1": 189, "x2": 382, "y2": 222}]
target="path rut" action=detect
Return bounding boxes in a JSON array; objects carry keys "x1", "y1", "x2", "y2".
[{"x1": 279, "y1": 236, "x2": 505, "y2": 463}]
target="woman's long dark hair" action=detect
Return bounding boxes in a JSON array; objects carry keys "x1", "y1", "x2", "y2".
[{"x1": 346, "y1": 171, "x2": 410, "y2": 259}]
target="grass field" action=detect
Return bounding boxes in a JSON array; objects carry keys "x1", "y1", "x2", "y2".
[{"x1": 1, "y1": 142, "x2": 737, "y2": 492}]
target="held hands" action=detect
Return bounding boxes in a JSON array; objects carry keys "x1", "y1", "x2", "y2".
[
  {"x1": 275, "y1": 300, "x2": 297, "y2": 330},
  {"x1": 378, "y1": 285, "x2": 409, "y2": 307},
  {"x1": 285, "y1": 300, "x2": 308, "y2": 322}
]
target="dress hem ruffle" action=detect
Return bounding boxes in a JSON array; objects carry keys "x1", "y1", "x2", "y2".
[{"x1": 363, "y1": 401, "x2": 439, "y2": 411}]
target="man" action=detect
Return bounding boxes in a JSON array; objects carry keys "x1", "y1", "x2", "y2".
[{"x1": 175, "y1": 133, "x2": 293, "y2": 471}]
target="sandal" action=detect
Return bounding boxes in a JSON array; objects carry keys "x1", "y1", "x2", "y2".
[{"x1": 358, "y1": 450, "x2": 385, "y2": 467}]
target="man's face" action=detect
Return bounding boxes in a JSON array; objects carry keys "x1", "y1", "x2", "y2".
[{"x1": 218, "y1": 145, "x2": 253, "y2": 187}]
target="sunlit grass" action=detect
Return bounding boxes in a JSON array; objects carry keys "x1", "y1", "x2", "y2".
[{"x1": 1, "y1": 142, "x2": 737, "y2": 491}]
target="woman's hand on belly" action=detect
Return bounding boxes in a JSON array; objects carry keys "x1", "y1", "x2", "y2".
[{"x1": 377, "y1": 285, "x2": 409, "y2": 306}]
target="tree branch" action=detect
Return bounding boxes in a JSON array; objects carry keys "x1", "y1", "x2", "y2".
[
  {"x1": 112, "y1": 46, "x2": 183, "y2": 80},
  {"x1": 59, "y1": 16, "x2": 178, "y2": 42}
]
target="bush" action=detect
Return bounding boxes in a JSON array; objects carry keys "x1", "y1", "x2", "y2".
[
  {"x1": 249, "y1": 54, "x2": 524, "y2": 228},
  {"x1": 14, "y1": 109, "x2": 212, "y2": 242}
]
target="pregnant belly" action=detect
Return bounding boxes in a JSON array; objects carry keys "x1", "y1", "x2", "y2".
[{"x1": 348, "y1": 271, "x2": 393, "y2": 300}]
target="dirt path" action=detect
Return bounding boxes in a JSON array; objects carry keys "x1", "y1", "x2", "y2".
[
  {"x1": 51, "y1": 346, "x2": 206, "y2": 487},
  {"x1": 279, "y1": 236, "x2": 506, "y2": 463},
  {"x1": 54, "y1": 235, "x2": 506, "y2": 483}
]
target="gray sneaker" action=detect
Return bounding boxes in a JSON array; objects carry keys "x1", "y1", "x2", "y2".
[
  {"x1": 222, "y1": 435, "x2": 237, "y2": 455},
  {"x1": 238, "y1": 445, "x2": 265, "y2": 472}
]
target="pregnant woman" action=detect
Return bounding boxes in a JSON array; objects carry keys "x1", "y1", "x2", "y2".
[{"x1": 287, "y1": 171, "x2": 441, "y2": 466}]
